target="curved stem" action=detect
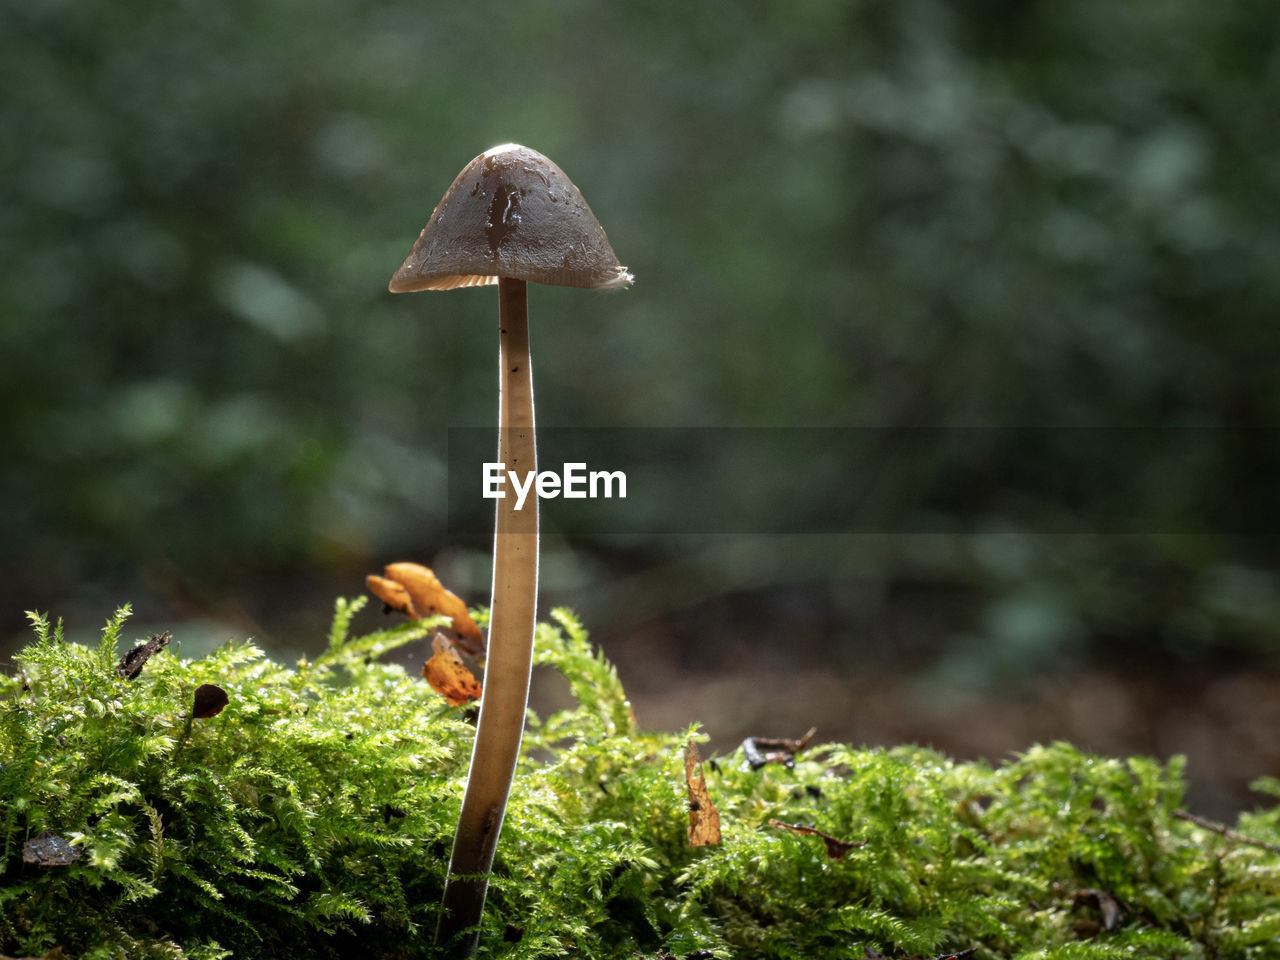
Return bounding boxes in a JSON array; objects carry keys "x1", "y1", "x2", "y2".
[{"x1": 436, "y1": 278, "x2": 538, "y2": 956}]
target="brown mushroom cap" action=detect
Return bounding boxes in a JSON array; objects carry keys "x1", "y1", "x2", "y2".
[{"x1": 388, "y1": 143, "x2": 633, "y2": 293}]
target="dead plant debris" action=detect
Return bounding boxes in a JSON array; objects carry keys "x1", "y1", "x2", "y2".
[
  {"x1": 742, "y1": 726, "x2": 817, "y2": 769},
  {"x1": 422, "y1": 632, "x2": 482, "y2": 706},
  {"x1": 1174, "y1": 807, "x2": 1280, "y2": 855},
  {"x1": 1071, "y1": 887, "x2": 1125, "y2": 934},
  {"x1": 21, "y1": 831, "x2": 80, "y2": 867},
  {"x1": 115, "y1": 631, "x2": 171, "y2": 680},
  {"x1": 366, "y1": 562, "x2": 485, "y2": 656},
  {"x1": 768, "y1": 818, "x2": 866, "y2": 859},
  {"x1": 684, "y1": 741, "x2": 721, "y2": 846},
  {"x1": 192, "y1": 683, "x2": 229, "y2": 719}
]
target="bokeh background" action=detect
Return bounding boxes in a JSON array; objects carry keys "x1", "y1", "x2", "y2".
[{"x1": 3, "y1": 1, "x2": 1279, "y2": 816}]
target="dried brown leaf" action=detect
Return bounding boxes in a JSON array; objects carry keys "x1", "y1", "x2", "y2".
[
  {"x1": 422, "y1": 634, "x2": 482, "y2": 706},
  {"x1": 366, "y1": 575, "x2": 415, "y2": 617},
  {"x1": 192, "y1": 683, "x2": 229, "y2": 719},
  {"x1": 368, "y1": 562, "x2": 485, "y2": 656},
  {"x1": 684, "y1": 741, "x2": 721, "y2": 846}
]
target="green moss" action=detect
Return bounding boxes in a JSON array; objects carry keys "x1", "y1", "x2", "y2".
[{"x1": 3, "y1": 603, "x2": 1279, "y2": 959}]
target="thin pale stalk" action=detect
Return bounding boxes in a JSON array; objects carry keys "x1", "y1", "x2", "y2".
[{"x1": 436, "y1": 278, "x2": 538, "y2": 956}]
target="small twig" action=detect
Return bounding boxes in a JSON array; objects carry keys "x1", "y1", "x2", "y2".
[
  {"x1": 742, "y1": 727, "x2": 817, "y2": 770},
  {"x1": 768, "y1": 818, "x2": 865, "y2": 859},
  {"x1": 1174, "y1": 809, "x2": 1280, "y2": 855}
]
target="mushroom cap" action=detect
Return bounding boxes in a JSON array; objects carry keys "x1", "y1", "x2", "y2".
[{"x1": 388, "y1": 143, "x2": 633, "y2": 293}]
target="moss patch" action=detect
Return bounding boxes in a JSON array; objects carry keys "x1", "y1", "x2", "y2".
[{"x1": 2, "y1": 603, "x2": 1279, "y2": 959}]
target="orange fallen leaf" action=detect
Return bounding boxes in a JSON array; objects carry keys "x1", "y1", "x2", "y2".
[
  {"x1": 366, "y1": 562, "x2": 485, "y2": 657},
  {"x1": 684, "y1": 741, "x2": 721, "y2": 846},
  {"x1": 768, "y1": 818, "x2": 865, "y2": 859},
  {"x1": 422, "y1": 634, "x2": 482, "y2": 706},
  {"x1": 366, "y1": 575, "x2": 415, "y2": 617}
]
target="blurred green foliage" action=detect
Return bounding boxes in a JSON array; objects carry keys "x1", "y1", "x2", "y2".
[{"x1": 2, "y1": 1, "x2": 1279, "y2": 673}]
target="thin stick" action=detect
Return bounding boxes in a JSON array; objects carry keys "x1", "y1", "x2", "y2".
[
  {"x1": 436, "y1": 278, "x2": 539, "y2": 956},
  {"x1": 1173, "y1": 808, "x2": 1280, "y2": 855}
]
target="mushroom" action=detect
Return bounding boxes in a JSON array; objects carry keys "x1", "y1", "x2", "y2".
[{"x1": 388, "y1": 143, "x2": 631, "y2": 954}]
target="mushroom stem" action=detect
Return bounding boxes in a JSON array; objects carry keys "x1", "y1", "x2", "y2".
[{"x1": 436, "y1": 277, "x2": 538, "y2": 955}]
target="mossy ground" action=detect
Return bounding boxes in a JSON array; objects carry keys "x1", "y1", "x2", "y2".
[{"x1": 3, "y1": 602, "x2": 1280, "y2": 959}]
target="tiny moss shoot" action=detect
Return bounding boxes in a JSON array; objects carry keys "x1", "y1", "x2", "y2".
[{"x1": 3, "y1": 603, "x2": 1280, "y2": 959}]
